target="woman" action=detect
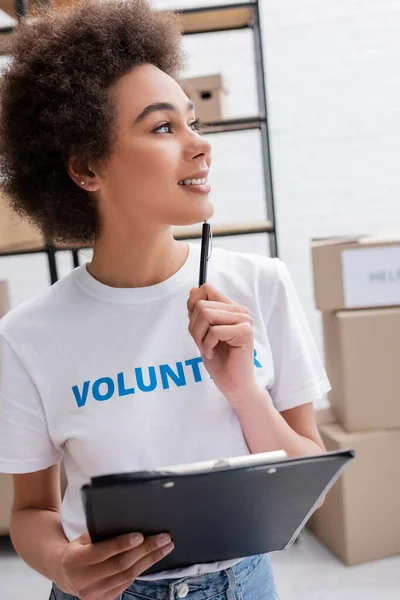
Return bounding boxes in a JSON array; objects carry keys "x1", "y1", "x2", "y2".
[{"x1": 0, "y1": 2, "x2": 330, "y2": 599}]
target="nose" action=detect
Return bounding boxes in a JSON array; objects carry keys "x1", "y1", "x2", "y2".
[{"x1": 184, "y1": 128, "x2": 212, "y2": 162}]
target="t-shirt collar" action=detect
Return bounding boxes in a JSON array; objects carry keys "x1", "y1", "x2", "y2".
[{"x1": 74, "y1": 241, "x2": 199, "y2": 304}]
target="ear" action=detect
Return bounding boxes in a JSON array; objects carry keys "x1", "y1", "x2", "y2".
[{"x1": 67, "y1": 154, "x2": 101, "y2": 192}]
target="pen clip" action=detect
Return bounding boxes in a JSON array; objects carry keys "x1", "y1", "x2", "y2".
[{"x1": 208, "y1": 226, "x2": 213, "y2": 261}]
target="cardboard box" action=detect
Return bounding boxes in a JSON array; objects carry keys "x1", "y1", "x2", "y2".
[
  {"x1": 0, "y1": 0, "x2": 40, "y2": 19},
  {"x1": 0, "y1": 194, "x2": 44, "y2": 253},
  {"x1": 0, "y1": 473, "x2": 13, "y2": 535},
  {"x1": 311, "y1": 234, "x2": 400, "y2": 312},
  {"x1": 0, "y1": 0, "x2": 72, "y2": 19},
  {"x1": 181, "y1": 74, "x2": 227, "y2": 122},
  {"x1": 308, "y1": 423, "x2": 400, "y2": 565},
  {"x1": 323, "y1": 307, "x2": 400, "y2": 431},
  {"x1": 0, "y1": 280, "x2": 10, "y2": 318},
  {"x1": 315, "y1": 406, "x2": 336, "y2": 427}
]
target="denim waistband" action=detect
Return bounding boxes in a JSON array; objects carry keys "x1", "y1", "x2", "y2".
[
  {"x1": 51, "y1": 554, "x2": 273, "y2": 600},
  {"x1": 124, "y1": 554, "x2": 268, "y2": 598}
]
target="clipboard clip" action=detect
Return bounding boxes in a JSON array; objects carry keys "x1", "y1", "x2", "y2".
[{"x1": 213, "y1": 459, "x2": 230, "y2": 469}]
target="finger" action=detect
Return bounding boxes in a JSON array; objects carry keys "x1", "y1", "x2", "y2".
[
  {"x1": 189, "y1": 309, "x2": 246, "y2": 355},
  {"x1": 82, "y1": 532, "x2": 145, "y2": 565},
  {"x1": 187, "y1": 282, "x2": 235, "y2": 313},
  {"x1": 187, "y1": 285, "x2": 207, "y2": 313},
  {"x1": 190, "y1": 307, "x2": 246, "y2": 332},
  {"x1": 199, "y1": 283, "x2": 236, "y2": 305},
  {"x1": 77, "y1": 531, "x2": 92, "y2": 545},
  {"x1": 189, "y1": 305, "x2": 251, "y2": 342},
  {"x1": 86, "y1": 541, "x2": 175, "y2": 597},
  {"x1": 203, "y1": 322, "x2": 254, "y2": 358},
  {"x1": 189, "y1": 299, "x2": 249, "y2": 319},
  {"x1": 94, "y1": 534, "x2": 172, "y2": 580}
]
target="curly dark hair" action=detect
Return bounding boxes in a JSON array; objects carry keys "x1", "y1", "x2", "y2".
[{"x1": 0, "y1": 0, "x2": 186, "y2": 245}]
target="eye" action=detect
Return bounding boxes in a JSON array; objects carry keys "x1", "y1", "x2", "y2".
[
  {"x1": 153, "y1": 122, "x2": 172, "y2": 134},
  {"x1": 190, "y1": 118, "x2": 203, "y2": 132},
  {"x1": 153, "y1": 119, "x2": 204, "y2": 135}
]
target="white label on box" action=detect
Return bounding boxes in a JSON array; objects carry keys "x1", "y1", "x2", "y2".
[{"x1": 341, "y1": 246, "x2": 400, "y2": 308}]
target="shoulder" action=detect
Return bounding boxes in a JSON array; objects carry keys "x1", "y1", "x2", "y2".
[
  {"x1": 209, "y1": 245, "x2": 288, "y2": 292},
  {"x1": 0, "y1": 267, "x2": 80, "y2": 346},
  {"x1": 206, "y1": 246, "x2": 298, "y2": 324}
]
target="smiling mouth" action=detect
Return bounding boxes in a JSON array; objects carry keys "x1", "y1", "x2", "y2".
[
  {"x1": 178, "y1": 178, "x2": 208, "y2": 186},
  {"x1": 177, "y1": 177, "x2": 211, "y2": 194}
]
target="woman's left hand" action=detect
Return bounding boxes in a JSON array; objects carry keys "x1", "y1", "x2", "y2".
[{"x1": 187, "y1": 283, "x2": 258, "y2": 404}]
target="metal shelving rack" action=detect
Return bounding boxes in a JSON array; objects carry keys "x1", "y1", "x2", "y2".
[{"x1": 0, "y1": 0, "x2": 277, "y2": 284}]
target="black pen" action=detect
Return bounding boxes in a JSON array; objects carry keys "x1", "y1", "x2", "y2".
[{"x1": 199, "y1": 221, "x2": 212, "y2": 287}]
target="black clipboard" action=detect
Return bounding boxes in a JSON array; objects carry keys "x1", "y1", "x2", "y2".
[{"x1": 81, "y1": 449, "x2": 354, "y2": 575}]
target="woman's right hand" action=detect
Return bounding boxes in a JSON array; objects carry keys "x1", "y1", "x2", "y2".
[{"x1": 56, "y1": 531, "x2": 174, "y2": 600}]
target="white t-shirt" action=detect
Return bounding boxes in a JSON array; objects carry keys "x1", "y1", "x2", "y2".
[{"x1": 0, "y1": 241, "x2": 330, "y2": 580}]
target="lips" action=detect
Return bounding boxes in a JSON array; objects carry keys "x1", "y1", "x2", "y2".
[
  {"x1": 177, "y1": 169, "x2": 209, "y2": 185},
  {"x1": 178, "y1": 177, "x2": 207, "y2": 186}
]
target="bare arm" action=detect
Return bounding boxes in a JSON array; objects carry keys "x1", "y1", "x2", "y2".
[
  {"x1": 186, "y1": 283, "x2": 326, "y2": 458},
  {"x1": 10, "y1": 464, "x2": 174, "y2": 600},
  {"x1": 10, "y1": 463, "x2": 69, "y2": 586},
  {"x1": 230, "y1": 386, "x2": 326, "y2": 458}
]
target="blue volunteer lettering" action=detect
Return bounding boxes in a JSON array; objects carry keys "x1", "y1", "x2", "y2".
[{"x1": 72, "y1": 349, "x2": 263, "y2": 407}]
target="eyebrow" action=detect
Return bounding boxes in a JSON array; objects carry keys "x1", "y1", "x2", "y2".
[{"x1": 133, "y1": 101, "x2": 195, "y2": 125}]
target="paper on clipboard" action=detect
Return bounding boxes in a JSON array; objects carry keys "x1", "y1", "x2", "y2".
[{"x1": 155, "y1": 450, "x2": 288, "y2": 475}]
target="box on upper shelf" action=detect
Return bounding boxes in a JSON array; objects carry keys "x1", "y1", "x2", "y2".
[
  {"x1": 308, "y1": 423, "x2": 400, "y2": 565},
  {"x1": 311, "y1": 234, "x2": 400, "y2": 312},
  {"x1": 181, "y1": 74, "x2": 228, "y2": 123}
]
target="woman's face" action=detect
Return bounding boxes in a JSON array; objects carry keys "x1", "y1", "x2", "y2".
[{"x1": 96, "y1": 63, "x2": 214, "y2": 229}]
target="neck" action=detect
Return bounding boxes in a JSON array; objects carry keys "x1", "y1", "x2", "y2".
[{"x1": 87, "y1": 225, "x2": 189, "y2": 289}]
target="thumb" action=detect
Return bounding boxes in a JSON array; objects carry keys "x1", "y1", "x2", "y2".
[{"x1": 76, "y1": 531, "x2": 91, "y2": 545}]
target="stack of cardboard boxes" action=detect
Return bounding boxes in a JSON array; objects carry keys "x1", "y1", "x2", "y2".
[
  {"x1": 0, "y1": 192, "x2": 43, "y2": 253},
  {"x1": 0, "y1": 280, "x2": 12, "y2": 535},
  {"x1": 308, "y1": 234, "x2": 400, "y2": 565},
  {"x1": 0, "y1": 194, "x2": 42, "y2": 533},
  {"x1": 0, "y1": 280, "x2": 67, "y2": 535}
]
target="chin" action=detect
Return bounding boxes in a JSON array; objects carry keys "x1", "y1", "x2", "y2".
[{"x1": 172, "y1": 199, "x2": 214, "y2": 226}]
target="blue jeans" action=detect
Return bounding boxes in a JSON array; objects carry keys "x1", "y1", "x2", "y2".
[{"x1": 50, "y1": 554, "x2": 278, "y2": 600}]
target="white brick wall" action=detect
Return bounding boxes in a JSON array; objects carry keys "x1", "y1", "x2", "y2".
[
  {"x1": 256, "y1": 0, "x2": 400, "y2": 356},
  {"x1": 1, "y1": 1, "x2": 400, "y2": 403}
]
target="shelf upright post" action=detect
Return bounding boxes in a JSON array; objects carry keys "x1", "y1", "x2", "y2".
[
  {"x1": 44, "y1": 244, "x2": 58, "y2": 285},
  {"x1": 15, "y1": 0, "x2": 27, "y2": 19},
  {"x1": 252, "y1": 1, "x2": 278, "y2": 257},
  {"x1": 72, "y1": 249, "x2": 80, "y2": 269}
]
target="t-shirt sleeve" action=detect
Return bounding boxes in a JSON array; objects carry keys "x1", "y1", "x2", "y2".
[
  {"x1": 266, "y1": 259, "x2": 331, "y2": 412},
  {"x1": 0, "y1": 334, "x2": 63, "y2": 474}
]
